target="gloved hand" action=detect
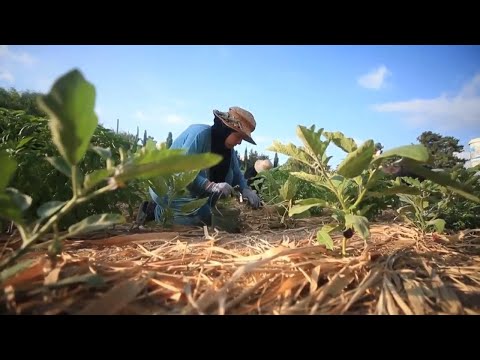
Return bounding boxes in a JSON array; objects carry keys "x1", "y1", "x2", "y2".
[
  {"x1": 242, "y1": 188, "x2": 261, "y2": 209},
  {"x1": 205, "y1": 182, "x2": 234, "y2": 198}
]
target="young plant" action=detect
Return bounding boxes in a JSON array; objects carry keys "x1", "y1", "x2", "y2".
[
  {"x1": 0, "y1": 69, "x2": 221, "y2": 275},
  {"x1": 268, "y1": 125, "x2": 480, "y2": 256}
]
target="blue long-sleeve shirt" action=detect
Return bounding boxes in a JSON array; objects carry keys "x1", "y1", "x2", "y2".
[{"x1": 149, "y1": 124, "x2": 247, "y2": 214}]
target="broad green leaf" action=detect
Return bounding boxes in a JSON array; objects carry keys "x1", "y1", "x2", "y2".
[
  {"x1": 323, "y1": 131, "x2": 357, "y2": 153},
  {"x1": 68, "y1": 214, "x2": 125, "y2": 237},
  {"x1": 0, "y1": 151, "x2": 16, "y2": 191},
  {"x1": 37, "y1": 69, "x2": 98, "y2": 165},
  {"x1": 46, "y1": 156, "x2": 71, "y2": 178},
  {"x1": 0, "y1": 194, "x2": 22, "y2": 223},
  {"x1": 402, "y1": 159, "x2": 480, "y2": 204},
  {"x1": 427, "y1": 219, "x2": 445, "y2": 234},
  {"x1": 90, "y1": 146, "x2": 112, "y2": 160},
  {"x1": 15, "y1": 136, "x2": 34, "y2": 149},
  {"x1": 133, "y1": 146, "x2": 185, "y2": 166},
  {"x1": 174, "y1": 170, "x2": 201, "y2": 193},
  {"x1": 365, "y1": 169, "x2": 383, "y2": 189},
  {"x1": 367, "y1": 185, "x2": 422, "y2": 198},
  {"x1": 180, "y1": 197, "x2": 209, "y2": 214},
  {"x1": 289, "y1": 198, "x2": 326, "y2": 216},
  {"x1": 5, "y1": 188, "x2": 32, "y2": 212},
  {"x1": 345, "y1": 214, "x2": 370, "y2": 240},
  {"x1": 37, "y1": 201, "x2": 67, "y2": 219},
  {"x1": 148, "y1": 178, "x2": 169, "y2": 197},
  {"x1": 0, "y1": 259, "x2": 36, "y2": 284},
  {"x1": 115, "y1": 153, "x2": 222, "y2": 183},
  {"x1": 267, "y1": 141, "x2": 312, "y2": 167},
  {"x1": 279, "y1": 176, "x2": 298, "y2": 201},
  {"x1": 296, "y1": 125, "x2": 328, "y2": 159},
  {"x1": 322, "y1": 223, "x2": 342, "y2": 233},
  {"x1": 337, "y1": 140, "x2": 375, "y2": 178},
  {"x1": 317, "y1": 230, "x2": 334, "y2": 250},
  {"x1": 84, "y1": 169, "x2": 115, "y2": 190},
  {"x1": 372, "y1": 144, "x2": 429, "y2": 164}
]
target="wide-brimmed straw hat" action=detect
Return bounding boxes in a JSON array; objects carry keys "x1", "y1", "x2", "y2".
[
  {"x1": 213, "y1": 106, "x2": 257, "y2": 145},
  {"x1": 254, "y1": 159, "x2": 273, "y2": 173}
]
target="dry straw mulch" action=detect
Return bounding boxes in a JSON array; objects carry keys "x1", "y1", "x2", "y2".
[{"x1": 1, "y1": 214, "x2": 479, "y2": 315}]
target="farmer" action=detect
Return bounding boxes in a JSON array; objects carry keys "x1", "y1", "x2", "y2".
[
  {"x1": 136, "y1": 106, "x2": 262, "y2": 229},
  {"x1": 244, "y1": 159, "x2": 274, "y2": 187}
]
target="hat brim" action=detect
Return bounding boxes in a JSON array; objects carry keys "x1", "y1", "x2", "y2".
[{"x1": 213, "y1": 110, "x2": 256, "y2": 145}]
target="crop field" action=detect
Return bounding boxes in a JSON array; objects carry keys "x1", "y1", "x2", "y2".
[{"x1": 1, "y1": 69, "x2": 479, "y2": 315}]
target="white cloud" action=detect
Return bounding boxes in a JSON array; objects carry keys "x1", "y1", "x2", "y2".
[
  {"x1": 0, "y1": 70, "x2": 14, "y2": 83},
  {"x1": 372, "y1": 73, "x2": 480, "y2": 130},
  {"x1": 0, "y1": 45, "x2": 36, "y2": 66},
  {"x1": 166, "y1": 114, "x2": 186, "y2": 124},
  {"x1": 134, "y1": 110, "x2": 146, "y2": 121},
  {"x1": 454, "y1": 151, "x2": 471, "y2": 160},
  {"x1": 253, "y1": 135, "x2": 273, "y2": 145},
  {"x1": 358, "y1": 65, "x2": 391, "y2": 90}
]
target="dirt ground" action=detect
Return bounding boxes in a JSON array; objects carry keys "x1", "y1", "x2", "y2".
[{"x1": 1, "y1": 207, "x2": 479, "y2": 315}]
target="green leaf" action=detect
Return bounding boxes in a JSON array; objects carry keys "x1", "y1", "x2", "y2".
[
  {"x1": 68, "y1": 214, "x2": 125, "y2": 237},
  {"x1": 322, "y1": 223, "x2": 342, "y2": 234},
  {"x1": 5, "y1": 188, "x2": 32, "y2": 212},
  {"x1": 402, "y1": 159, "x2": 480, "y2": 204},
  {"x1": 289, "y1": 198, "x2": 326, "y2": 216},
  {"x1": 0, "y1": 151, "x2": 16, "y2": 191},
  {"x1": 0, "y1": 259, "x2": 36, "y2": 284},
  {"x1": 37, "y1": 69, "x2": 98, "y2": 165},
  {"x1": 372, "y1": 144, "x2": 430, "y2": 164},
  {"x1": 180, "y1": 197, "x2": 209, "y2": 214},
  {"x1": 0, "y1": 194, "x2": 22, "y2": 223},
  {"x1": 323, "y1": 131, "x2": 357, "y2": 153},
  {"x1": 317, "y1": 230, "x2": 334, "y2": 250},
  {"x1": 296, "y1": 125, "x2": 328, "y2": 159},
  {"x1": 365, "y1": 169, "x2": 383, "y2": 189},
  {"x1": 15, "y1": 136, "x2": 34, "y2": 149},
  {"x1": 367, "y1": 185, "x2": 422, "y2": 198},
  {"x1": 345, "y1": 214, "x2": 370, "y2": 240},
  {"x1": 279, "y1": 176, "x2": 298, "y2": 201},
  {"x1": 267, "y1": 141, "x2": 312, "y2": 167},
  {"x1": 90, "y1": 146, "x2": 112, "y2": 160},
  {"x1": 46, "y1": 156, "x2": 71, "y2": 178},
  {"x1": 173, "y1": 170, "x2": 201, "y2": 193},
  {"x1": 337, "y1": 140, "x2": 375, "y2": 178},
  {"x1": 427, "y1": 219, "x2": 445, "y2": 234},
  {"x1": 84, "y1": 169, "x2": 114, "y2": 190},
  {"x1": 115, "y1": 153, "x2": 222, "y2": 183},
  {"x1": 148, "y1": 177, "x2": 169, "y2": 197},
  {"x1": 37, "y1": 201, "x2": 67, "y2": 219}
]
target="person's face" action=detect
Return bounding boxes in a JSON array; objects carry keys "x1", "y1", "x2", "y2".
[{"x1": 225, "y1": 132, "x2": 244, "y2": 149}]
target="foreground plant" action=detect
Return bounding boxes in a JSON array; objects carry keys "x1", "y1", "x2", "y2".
[
  {"x1": 0, "y1": 69, "x2": 221, "y2": 275},
  {"x1": 268, "y1": 125, "x2": 480, "y2": 256}
]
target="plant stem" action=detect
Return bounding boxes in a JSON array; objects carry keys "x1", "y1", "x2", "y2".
[
  {"x1": 351, "y1": 169, "x2": 377, "y2": 211},
  {"x1": 0, "y1": 183, "x2": 116, "y2": 270},
  {"x1": 342, "y1": 237, "x2": 347, "y2": 257},
  {"x1": 72, "y1": 165, "x2": 79, "y2": 197}
]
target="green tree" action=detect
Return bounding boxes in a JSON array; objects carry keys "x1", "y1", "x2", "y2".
[
  {"x1": 244, "y1": 147, "x2": 248, "y2": 169},
  {"x1": 417, "y1": 131, "x2": 466, "y2": 169},
  {"x1": 274, "y1": 152, "x2": 279, "y2": 167},
  {"x1": 0, "y1": 87, "x2": 47, "y2": 117},
  {"x1": 166, "y1": 132, "x2": 173, "y2": 148}
]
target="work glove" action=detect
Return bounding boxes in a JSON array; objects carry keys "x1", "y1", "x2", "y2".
[
  {"x1": 205, "y1": 182, "x2": 234, "y2": 198},
  {"x1": 242, "y1": 188, "x2": 261, "y2": 209}
]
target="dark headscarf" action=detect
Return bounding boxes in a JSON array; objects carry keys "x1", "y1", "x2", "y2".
[{"x1": 209, "y1": 117, "x2": 234, "y2": 183}]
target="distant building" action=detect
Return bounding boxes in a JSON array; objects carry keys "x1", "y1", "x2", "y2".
[{"x1": 468, "y1": 137, "x2": 480, "y2": 168}]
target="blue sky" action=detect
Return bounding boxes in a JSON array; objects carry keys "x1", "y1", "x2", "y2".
[{"x1": 1, "y1": 45, "x2": 479, "y2": 166}]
